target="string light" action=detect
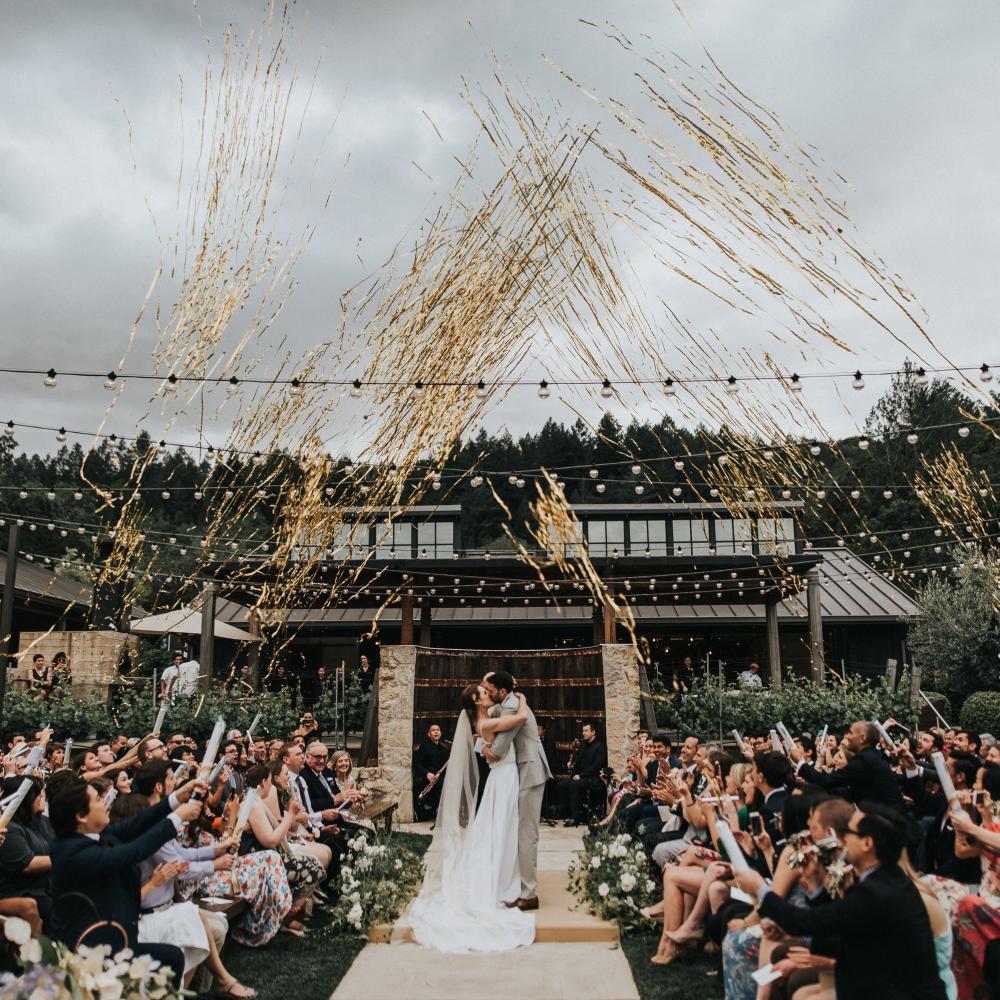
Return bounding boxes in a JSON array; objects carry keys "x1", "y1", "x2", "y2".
[
  {"x1": 600, "y1": 379, "x2": 613, "y2": 398},
  {"x1": 852, "y1": 370, "x2": 865, "y2": 390},
  {"x1": 103, "y1": 371, "x2": 118, "y2": 391},
  {"x1": 161, "y1": 374, "x2": 179, "y2": 395},
  {"x1": 44, "y1": 369, "x2": 57, "y2": 389}
]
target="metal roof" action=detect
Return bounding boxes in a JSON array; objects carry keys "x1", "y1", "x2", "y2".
[
  {"x1": 209, "y1": 546, "x2": 917, "y2": 627},
  {"x1": 0, "y1": 552, "x2": 92, "y2": 610}
]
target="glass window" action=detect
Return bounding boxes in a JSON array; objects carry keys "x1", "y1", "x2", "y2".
[
  {"x1": 715, "y1": 519, "x2": 753, "y2": 555},
  {"x1": 330, "y1": 523, "x2": 369, "y2": 560},
  {"x1": 587, "y1": 520, "x2": 625, "y2": 557},
  {"x1": 543, "y1": 518, "x2": 585, "y2": 557},
  {"x1": 376, "y1": 521, "x2": 413, "y2": 559},
  {"x1": 416, "y1": 520, "x2": 454, "y2": 558},
  {"x1": 672, "y1": 518, "x2": 711, "y2": 555},
  {"x1": 757, "y1": 517, "x2": 796, "y2": 555},
  {"x1": 628, "y1": 519, "x2": 667, "y2": 556}
]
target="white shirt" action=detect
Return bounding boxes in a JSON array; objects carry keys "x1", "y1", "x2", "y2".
[
  {"x1": 739, "y1": 670, "x2": 763, "y2": 688},
  {"x1": 160, "y1": 665, "x2": 179, "y2": 699},
  {"x1": 177, "y1": 660, "x2": 201, "y2": 697}
]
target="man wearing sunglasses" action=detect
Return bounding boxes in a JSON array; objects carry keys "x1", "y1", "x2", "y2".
[{"x1": 734, "y1": 802, "x2": 946, "y2": 1000}]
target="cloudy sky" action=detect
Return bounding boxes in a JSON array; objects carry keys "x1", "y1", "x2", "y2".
[{"x1": 2, "y1": 1, "x2": 997, "y2": 459}]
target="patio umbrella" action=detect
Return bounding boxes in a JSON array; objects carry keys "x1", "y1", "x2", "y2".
[{"x1": 129, "y1": 607, "x2": 255, "y2": 641}]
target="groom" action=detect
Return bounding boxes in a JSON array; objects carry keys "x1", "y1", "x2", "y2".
[{"x1": 482, "y1": 670, "x2": 552, "y2": 911}]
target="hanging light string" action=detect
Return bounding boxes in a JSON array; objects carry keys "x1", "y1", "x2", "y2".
[
  {"x1": 3, "y1": 361, "x2": 998, "y2": 393},
  {"x1": 3, "y1": 410, "x2": 998, "y2": 486},
  {"x1": 0, "y1": 507, "x2": 981, "y2": 553}
]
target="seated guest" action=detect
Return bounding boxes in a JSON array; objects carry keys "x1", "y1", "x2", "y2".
[
  {"x1": 413, "y1": 724, "x2": 449, "y2": 821},
  {"x1": 260, "y1": 759, "x2": 334, "y2": 875},
  {"x1": 791, "y1": 721, "x2": 905, "y2": 810},
  {"x1": 281, "y1": 743, "x2": 346, "y2": 864},
  {"x1": 47, "y1": 775, "x2": 205, "y2": 986},
  {"x1": 735, "y1": 802, "x2": 948, "y2": 1000},
  {"x1": 926, "y1": 752, "x2": 981, "y2": 883},
  {"x1": 110, "y1": 790, "x2": 253, "y2": 998},
  {"x1": 0, "y1": 776, "x2": 54, "y2": 930},
  {"x1": 556, "y1": 723, "x2": 607, "y2": 827}
]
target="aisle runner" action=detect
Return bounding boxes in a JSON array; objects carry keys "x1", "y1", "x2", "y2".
[{"x1": 332, "y1": 825, "x2": 639, "y2": 1000}]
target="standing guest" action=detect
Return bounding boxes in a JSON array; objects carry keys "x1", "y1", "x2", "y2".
[
  {"x1": 47, "y1": 776, "x2": 205, "y2": 986},
  {"x1": 159, "y1": 654, "x2": 182, "y2": 702},
  {"x1": 738, "y1": 660, "x2": 764, "y2": 688},
  {"x1": 413, "y1": 724, "x2": 449, "y2": 821},
  {"x1": 176, "y1": 655, "x2": 201, "y2": 697},
  {"x1": 266, "y1": 663, "x2": 289, "y2": 697},
  {"x1": 28, "y1": 653, "x2": 54, "y2": 698},
  {"x1": 51, "y1": 652, "x2": 71, "y2": 694},
  {"x1": 293, "y1": 711, "x2": 321, "y2": 743},
  {"x1": 0, "y1": 776, "x2": 54, "y2": 929},
  {"x1": 557, "y1": 724, "x2": 607, "y2": 827},
  {"x1": 735, "y1": 803, "x2": 948, "y2": 1000},
  {"x1": 358, "y1": 654, "x2": 375, "y2": 693}
]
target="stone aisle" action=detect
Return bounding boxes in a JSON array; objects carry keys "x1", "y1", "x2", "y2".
[{"x1": 331, "y1": 823, "x2": 640, "y2": 1000}]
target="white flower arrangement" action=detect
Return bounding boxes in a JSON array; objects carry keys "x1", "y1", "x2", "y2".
[{"x1": 0, "y1": 918, "x2": 182, "y2": 1000}]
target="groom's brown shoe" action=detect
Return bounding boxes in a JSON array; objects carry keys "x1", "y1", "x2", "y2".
[{"x1": 515, "y1": 897, "x2": 539, "y2": 911}]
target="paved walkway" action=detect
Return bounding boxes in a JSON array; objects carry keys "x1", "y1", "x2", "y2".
[{"x1": 332, "y1": 823, "x2": 639, "y2": 1000}]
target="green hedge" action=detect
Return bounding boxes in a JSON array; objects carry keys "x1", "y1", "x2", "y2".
[
  {"x1": 2, "y1": 686, "x2": 303, "y2": 742},
  {"x1": 959, "y1": 691, "x2": 1000, "y2": 736},
  {"x1": 651, "y1": 672, "x2": 916, "y2": 736}
]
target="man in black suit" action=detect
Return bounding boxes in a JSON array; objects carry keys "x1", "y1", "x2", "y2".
[
  {"x1": 47, "y1": 776, "x2": 205, "y2": 986},
  {"x1": 556, "y1": 723, "x2": 607, "y2": 826},
  {"x1": 412, "y1": 724, "x2": 450, "y2": 821},
  {"x1": 735, "y1": 802, "x2": 947, "y2": 1000},
  {"x1": 792, "y1": 721, "x2": 905, "y2": 809},
  {"x1": 753, "y1": 749, "x2": 792, "y2": 850}
]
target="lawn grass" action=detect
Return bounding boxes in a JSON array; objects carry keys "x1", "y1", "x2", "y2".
[
  {"x1": 621, "y1": 932, "x2": 723, "y2": 1000},
  {"x1": 223, "y1": 831, "x2": 432, "y2": 1000}
]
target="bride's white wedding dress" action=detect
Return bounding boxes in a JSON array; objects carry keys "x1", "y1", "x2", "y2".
[{"x1": 409, "y1": 712, "x2": 535, "y2": 953}]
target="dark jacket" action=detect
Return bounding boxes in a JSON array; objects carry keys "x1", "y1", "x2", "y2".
[
  {"x1": 412, "y1": 739, "x2": 449, "y2": 787},
  {"x1": 49, "y1": 798, "x2": 176, "y2": 949},
  {"x1": 798, "y1": 747, "x2": 905, "y2": 809},
  {"x1": 572, "y1": 739, "x2": 608, "y2": 781},
  {"x1": 760, "y1": 864, "x2": 947, "y2": 1000},
  {"x1": 301, "y1": 766, "x2": 338, "y2": 813}
]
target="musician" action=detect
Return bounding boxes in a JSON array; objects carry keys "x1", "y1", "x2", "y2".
[
  {"x1": 557, "y1": 723, "x2": 608, "y2": 827},
  {"x1": 413, "y1": 724, "x2": 449, "y2": 821}
]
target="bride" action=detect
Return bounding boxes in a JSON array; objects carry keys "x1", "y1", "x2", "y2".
[{"x1": 408, "y1": 682, "x2": 536, "y2": 953}]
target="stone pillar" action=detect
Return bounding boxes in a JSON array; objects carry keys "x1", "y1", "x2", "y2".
[
  {"x1": 377, "y1": 644, "x2": 417, "y2": 822},
  {"x1": 806, "y1": 568, "x2": 825, "y2": 684},
  {"x1": 766, "y1": 598, "x2": 782, "y2": 689},
  {"x1": 601, "y1": 644, "x2": 640, "y2": 774}
]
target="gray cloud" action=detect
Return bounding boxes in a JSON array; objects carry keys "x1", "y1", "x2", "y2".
[{"x1": 1, "y1": 1, "x2": 997, "y2": 459}]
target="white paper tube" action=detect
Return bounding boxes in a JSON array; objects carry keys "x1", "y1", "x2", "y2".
[
  {"x1": 197, "y1": 716, "x2": 227, "y2": 779},
  {"x1": 769, "y1": 730, "x2": 783, "y2": 754},
  {"x1": 931, "y1": 751, "x2": 961, "y2": 813},
  {"x1": 872, "y1": 719, "x2": 897, "y2": 753},
  {"x1": 245, "y1": 712, "x2": 262, "y2": 744},
  {"x1": 817, "y1": 725, "x2": 829, "y2": 750},
  {"x1": 207, "y1": 759, "x2": 227, "y2": 786},
  {"x1": 9, "y1": 743, "x2": 30, "y2": 760},
  {"x1": 173, "y1": 761, "x2": 192, "y2": 782},
  {"x1": 103, "y1": 788, "x2": 118, "y2": 809},
  {"x1": 153, "y1": 702, "x2": 169, "y2": 737},
  {"x1": 731, "y1": 730, "x2": 745, "y2": 750},
  {"x1": 0, "y1": 778, "x2": 34, "y2": 830},
  {"x1": 714, "y1": 817, "x2": 750, "y2": 874},
  {"x1": 233, "y1": 788, "x2": 257, "y2": 836},
  {"x1": 63, "y1": 738, "x2": 73, "y2": 762},
  {"x1": 775, "y1": 722, "x2": 797, "y2": 755},
  {"x1": 23, "y1": 745, "x2": 45, "y2": 774}
]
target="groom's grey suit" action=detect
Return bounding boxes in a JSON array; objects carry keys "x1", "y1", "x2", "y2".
[{"x1": 489, "y1": 692, "x2": 552, "y2": 900}]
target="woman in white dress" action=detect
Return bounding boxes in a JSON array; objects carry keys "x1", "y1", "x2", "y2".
[{"x1": 409, "y1": 683, "x2": 536, "y2": 953}]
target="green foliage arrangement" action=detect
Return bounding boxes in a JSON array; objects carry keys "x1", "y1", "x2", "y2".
[
  {"x1": 651, "y1": 672, "x2": 915, "y2": 736},
  {"x1": 568, "y1": 830, "x2": 660, "y2": 934},
  {"x1": 327, "y1": 831, "x2": 426, "y2": 935},
  {"x1": 959, "y1": 691, "x2": 1000, "y2": 737}
]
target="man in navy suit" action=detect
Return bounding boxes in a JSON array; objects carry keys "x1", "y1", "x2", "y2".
[{"x1": 48, "y1": 776, "x2": 205, "y2": 986}]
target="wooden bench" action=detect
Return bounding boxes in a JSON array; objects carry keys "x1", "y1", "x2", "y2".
[
  {"x1": 345, "y1": 795, "x2": 398, "y2": 834},
  {"x1": 198, "y1": 896, "x2": 248, "y2": 925}
]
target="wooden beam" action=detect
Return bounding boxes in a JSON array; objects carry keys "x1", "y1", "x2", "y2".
[
  {"x1": 592, "y1": 603, "x2": 604, "y2": 645},
  {"x1": 602, "y1": 594, "x2": 617, "y2": 645},
  {"x1": 400, "y1": 593, "x2": 414, "y2": 645},
  {"x1": 419, "y1": 604, "x2": 432, "y2": 647},
  {"x1": 766, "y1": 597, "x2": 781, "y2": 689},
  {"x1": 199, "y1": 582, "x2": 216, "y2": 692},
  {"x1": 806, "y1": 567, "x2": 825, "y2": 683}
]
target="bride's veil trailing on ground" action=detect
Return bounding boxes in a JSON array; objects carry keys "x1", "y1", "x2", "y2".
[{"x1": 409, "y1": 711, "x2": 480, "y2": 928}]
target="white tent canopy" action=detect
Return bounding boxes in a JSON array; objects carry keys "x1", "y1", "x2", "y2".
[{"x1": 130, "y1": 607, "x2": 255, "y2": 642}]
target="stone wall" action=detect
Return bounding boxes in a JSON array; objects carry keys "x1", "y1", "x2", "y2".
[
  {"x1": 601, "y1": 644, "x2": 640, "y2": 771},
  {"x1": 377, "y1": 644, "x2": 417, "y2": 822},
  {"x1": 14, "y1": 631, "x2": 137, "y2": 700}
]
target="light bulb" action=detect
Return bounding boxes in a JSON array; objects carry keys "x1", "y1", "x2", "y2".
[
  {"x1": 725, "y1": 375, "x2": 738, "y2": 394},
  {"x1": 288, "y1": 378, "x2": 303, "y2": 398},
  {"x1": 852, "y1": 370, "x2": 865, "y2": 390},
  {"x1": 515, "y1": 478, "x2": 525, "y2": 488},
  {"x1": 958, "y1": 425, "x2": 970, "y2": 438},
  {"x1": 350, "y1": 379, "x2": 362, "y2": 398},
  {"x1": 672, "y1": 486, "x2": 682, "y2": 497},
  {"x1": 600, "y1": 379, "x2": 613, "y2": 398},
  {"x1": 850, "y1": 489, "x2": 861, "y2": 499},
  {"x1": 589, "y1": 468, "x2": 599, "y2": 479},
  {"x1": 906, "y1": 432, "x2": 919, "y2": 445},
  {"x1": 596, "y1": 483, "x2": 606, "y2": 494},
  {"x1": 3, "y1": 421, "x2": 13, "y2": 439},
  {"x1": 537, "y1": 380, "x2": 550, "y2": 399},
  {"x1": 253, "y1": 451, "x2": 264, "y2": 466},
  {"x1": 162, "y1": 374, "x2": 179, "y2": 395},
  {"x1": 816, "y1": 489, "x2": 827, "y2": 499},
  {"x1": 471, "y1": 475, "x2": 483, "y2": 487},
  {"x1": 883, "y1": 490, "x2": 893, "y2": 499},
  {"x1": 227, "y1": 376, "x2": 240, "y2": 396},
  {"x1": 809, "y1": 443, "x2": 821, "y2": 456},
  {"x1": 663, "y1": 378, "x2": 676, "y2": 397},
  {"x1": 788, "y1": 373, "x2": 802, "y2": 392},
  {"x1": 674, "y1": 459, "x2": 684, "y2": 471},
  {"x1": 103, "y1": 371, "x2": 118, "y2": 390},
  {"x1": 475, "y1": 380, "x2": 488, "y2": 399},
  {"x1": 44, "y1": 368, "x2": 57, "y2": 389},
  {"x1": 980, "y1": 364, "x2": 993, "y2": 383},
  {"x1": 635, "y1": 485, "x2": 644, "y2": 495},
  {"x1": 763, "y1": 449, "x2": 774, "y2": 461},
  {"x1": 55, "y1": 427, "x2": 66, "y2": 443},
  {"x1": 161, "y1": 490, "x2": 171, "y2": 500},
  {"x1": 157, "y1": 440, "x2": 167, "y2": 456},
  {"x1": 915, "y1": 367, "x2": 928, "y2": 386}
]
